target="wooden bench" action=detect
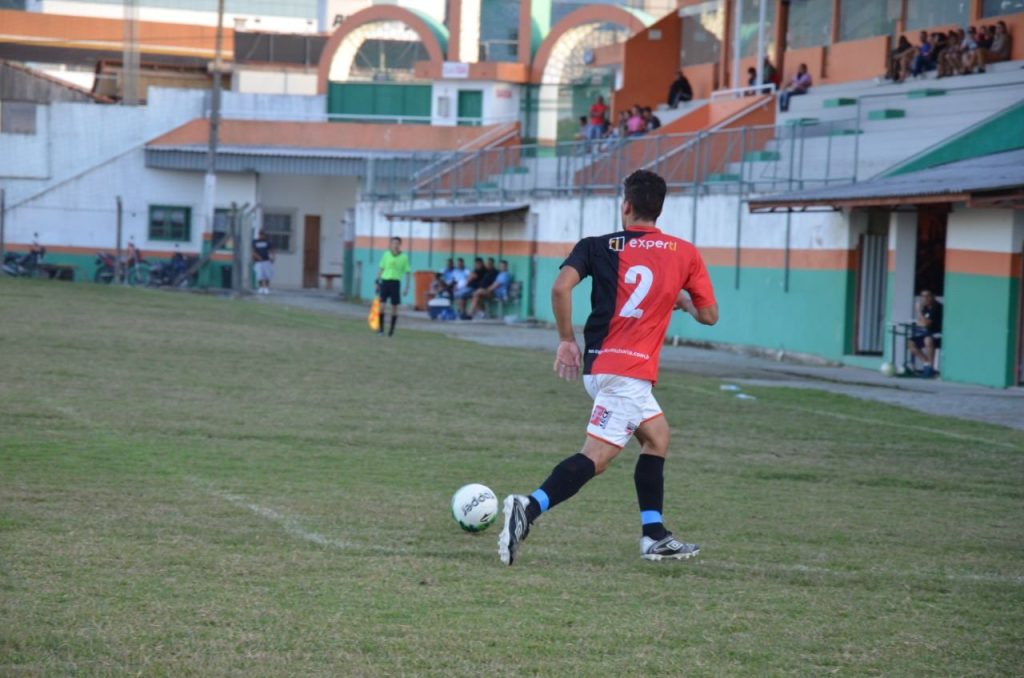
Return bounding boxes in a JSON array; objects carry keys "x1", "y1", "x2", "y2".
[
  {"x1": 488, "y1": 280, "x2": 522, "y2": 319},
  {"x1": 39, "y1": 264, "x2": 76, "y2": 281},
  {"x1": 320, "y1": 273, "x2": 342, "y2": 290}
]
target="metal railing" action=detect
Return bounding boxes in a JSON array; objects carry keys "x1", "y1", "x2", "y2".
[{"x1": 376, "y1": 118, "x2": 860, "y2": 202}]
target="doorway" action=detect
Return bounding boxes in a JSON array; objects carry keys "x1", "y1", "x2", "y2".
[
  {"x1": 303, "y1": 215, "x2": 321, "y2": 288},
  {"x1": 915, "y1": 206, "x2": 948, "y2": 298},
  {"x1": 457, "y1": 90, "x2": 483, "y2": 126},
  {"x1": 855, "y1": 213, "x2": 888, "y2": 354}
]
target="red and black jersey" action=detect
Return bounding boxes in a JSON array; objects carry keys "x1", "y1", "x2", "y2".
[{"x1": 561, "y1": 226, "x2": 716, "y2": 383}]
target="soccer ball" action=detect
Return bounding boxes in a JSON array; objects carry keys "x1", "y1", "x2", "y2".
[
  {"x1": 451, "y1": 483, "x2": 498, "y2": 533},
  {"x1": 879, "y1": 361, "x2": 896, "y2": 377}
]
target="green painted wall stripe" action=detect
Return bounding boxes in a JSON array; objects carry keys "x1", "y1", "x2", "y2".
[{"x1": 941, "y1": 272, "x2": 1020, "y2": 388}]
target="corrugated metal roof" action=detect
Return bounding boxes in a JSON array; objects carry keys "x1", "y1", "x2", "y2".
[
  {"x1": 384, "y1": 204, "x2": 529, "y2": 222},
  {"x1": 144, "y1": 147, "x2": 430, "y2": 177},
  {"x1": 749, "y1": 149, "x2": 1024, "y2": 211}
]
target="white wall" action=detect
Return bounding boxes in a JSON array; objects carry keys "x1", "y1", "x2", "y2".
[
  {"x1": 32, "y1": 0, "x2": 319, "y2": 33},
  {"x1": 353, "y1": 193, "x2": 852, "y2": 255},
  {"x1": 947, "y1": 207, "x2": 1018, "y2": 253},
  {"x1": 221, "y1": 89, "x2": 326, "y2": 119},
  {"x1": 233, "y1": 68, "x2": 319, "y2": 97},
  {"x1": 431, "y1": 81, "x2": 521, "y2": 127},
  {"x1": 258, "y1": 174, "x2": 360, "y2": 286}
]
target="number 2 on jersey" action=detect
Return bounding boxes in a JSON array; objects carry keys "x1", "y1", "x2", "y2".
[{"x1": 618, "y1": 265, "x2": 653, "y2": 319}]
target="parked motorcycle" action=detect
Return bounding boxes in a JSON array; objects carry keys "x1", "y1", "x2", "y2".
[
  {"x1": 3, "y1": 245, "x2": 46, "y2": 277},
  {"x1": 94, "y1": 252, "x2": 118, "y2": 284},
  {"x1": 148, "y1": 252, "x2": 196, "y2": 288}
]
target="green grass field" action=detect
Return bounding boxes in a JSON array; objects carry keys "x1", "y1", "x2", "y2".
[{"x1": 2, "y1": 279, "x2": 1023, "y2": 676}]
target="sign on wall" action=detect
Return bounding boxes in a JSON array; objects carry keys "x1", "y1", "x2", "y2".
[{"x1": 442, "y1": 62, "x2": 470, "y2": 79}]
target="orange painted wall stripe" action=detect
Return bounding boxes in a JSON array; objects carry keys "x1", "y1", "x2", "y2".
[{"x1": 946, "y1": 249, "x2": 1022, "y2": 278}]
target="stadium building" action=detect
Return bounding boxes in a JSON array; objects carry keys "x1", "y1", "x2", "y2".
[{"x1": 2, "y1": 0, "x2": 1024, "y2": 387}]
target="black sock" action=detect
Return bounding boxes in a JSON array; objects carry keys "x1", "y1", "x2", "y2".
[
  {"x1": 388, "y1": 313, "x2": 397, "y2": 336},
  {"x1": 526, "y1": 453, "x2": 596, "y2": 523},
  {"x1": 635, "y1": 453, "x2": 668, "y2": 540},
  {"x1": 378, "y1": 310, "x2": 385, "y2": 334}
]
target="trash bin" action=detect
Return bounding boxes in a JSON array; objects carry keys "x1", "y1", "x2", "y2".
[
  {"x1": 413, "y1": 270, "x2": 435, "y2": 310},
  {"x1": 220, "y1": 264, "x2": 232, "y2": 289}
]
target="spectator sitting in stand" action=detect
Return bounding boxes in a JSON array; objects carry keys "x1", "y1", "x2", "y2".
[
  {"x1": 666, "y1": 69, "x2": 693, "y2": 109},
  {"x1": 971, "y1": 21, "x2": 1011, "y2": 73},
  {"x1": 440, "y1": 257, "x2": 455, "y2": 284},
  {"x1": 468, "y1": 259, "x2": 512, "y2": 319},
  {"x1": 642, "y1": 107, "x2": 661, "y2": 132},
  {"x1": 977, "y1": 24, "x2": 993, "y2": 50},
  {"x1": 573, "y1": 115, "x2": 588, "y2": 141},
  {"x1": 626, "y1": 105, "x2": 646, "y2": 136},
  {"x1": 887, "y1": 35, "x2": 913, "y2": 80},
  {"x1": 778, "y1": 63, "x2": 812, "y2": 112},
  {"x1": 428, "y1": 272, "x2": 451, "y2": 301},
  {"x1": 938, "y1": 29, "x2": 963, "y2": 77},
  {"x1": 960, "y1": 26, "x2": 981, "y2": 74},
  {"x1": 898, "y1": 31, "x2": 933, "y2": 81},
  {"x1": 455, "y1": 257, "x2": 485, "y2": 318}
]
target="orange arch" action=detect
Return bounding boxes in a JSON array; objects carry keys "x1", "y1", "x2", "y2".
[
  {"x1": 530, "y1": 6, "x2": 649, "y2": 84},
  {"x1": 316, "y1": 5, "x2": 446, "y2": 94}
]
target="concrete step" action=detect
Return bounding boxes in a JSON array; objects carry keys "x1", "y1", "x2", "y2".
[{"x1": 867, "y1": 108, "x2": 906, "y2": 120}]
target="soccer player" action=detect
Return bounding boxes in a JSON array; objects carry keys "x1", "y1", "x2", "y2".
[
  {"x1": 498, "y1": 169, "x2": 718, "y2": 565},
  {"x1": 376, "y1": 237, "x2": 411, "y2": 337}
]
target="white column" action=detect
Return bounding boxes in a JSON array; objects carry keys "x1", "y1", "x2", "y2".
[{"x1": 890, "y1": 211, "x2": 918, "y2": 366}]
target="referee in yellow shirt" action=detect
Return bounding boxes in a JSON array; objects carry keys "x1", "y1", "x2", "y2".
[{"x1": 376, "y1": 237, "x2": 412, "y2": 336}]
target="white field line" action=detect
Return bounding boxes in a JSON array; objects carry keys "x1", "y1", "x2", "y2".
[
  {"x1": 703, "y1": 560, "x2": 1024, "y2": 586},
  {"x1": 678, "y1": 385, "x2": 1021, "y2": 451},
  {"x1": 191, "y1": 479, "x2": 353, "y2": 552}
]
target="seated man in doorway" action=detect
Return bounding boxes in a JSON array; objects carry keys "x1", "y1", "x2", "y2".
[{"x1": 907, "y1": 289, "x2": 943, "y2": 378}]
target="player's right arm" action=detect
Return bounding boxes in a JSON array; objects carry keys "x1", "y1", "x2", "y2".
[{"x1": 551, "y1": 266, "x2": 582, "y2": 381}]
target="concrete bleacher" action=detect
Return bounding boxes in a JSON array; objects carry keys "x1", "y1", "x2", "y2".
[{"x1": 745, "y1": 60, "x2": 1024, "y2": 189}]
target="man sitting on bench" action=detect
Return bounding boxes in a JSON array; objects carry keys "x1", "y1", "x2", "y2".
[
  {"x1": 907, "y1": 289, "x2": 943, "y2": 378},
  {"x1": 468, "y1": 259, "x2": 511, "y2": 320}
]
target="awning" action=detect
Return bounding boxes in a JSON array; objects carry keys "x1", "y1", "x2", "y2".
[
  {"x1": 749, "y1": 148, "x2": 1024, "y2": 212},
  {"x1": 384, "y1": 204, "x2": 530, "y2": 222}
]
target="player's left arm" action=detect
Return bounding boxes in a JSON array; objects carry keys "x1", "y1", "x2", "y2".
[
  {"x1": 677, "y1": 249, "x2": 719, "y2": 326},
  {"x1": 551, "y1": 266, "x2": 583, "y2": 381}
]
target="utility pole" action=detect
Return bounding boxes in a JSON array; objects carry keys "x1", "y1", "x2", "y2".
[
  {"x1": 116, "y1": 195, "x2": 123, "y2": 283},
  {"x1": 755, "y1": 0, "x2": 767, "y2": 94},
  {"x1": 731, "y1": 0, "x2": 743, "y2": 91},
  {"x1": 122, "y1": 0, "x2": 140, "y2": 104},
  {"x1": 0, "y1": 189, "x2": 6, "y2": 260},
  {"x1": 200, "y1": 0, "x2": 225, "y2": 287}
]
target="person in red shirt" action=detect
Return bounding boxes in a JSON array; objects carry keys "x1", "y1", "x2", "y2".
[
  {"x1": 587, "y1": 95, "x2": 608, "y2": 141},
  {"x1": 499, "y1": 170, "x2": 719, "y2": 566}
]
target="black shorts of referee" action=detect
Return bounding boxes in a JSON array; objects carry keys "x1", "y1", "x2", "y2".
[{"x1": 379, "y1": 279, "x2": 401, "y2": 305}]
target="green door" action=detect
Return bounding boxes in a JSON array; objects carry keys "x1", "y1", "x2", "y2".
[{"x1": 457, "y1": 90, "x2": 483, "y2": 126}]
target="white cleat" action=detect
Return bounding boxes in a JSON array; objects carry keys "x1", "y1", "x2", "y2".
[{"x1": 640, "y1": 535, "x2": 700, "y2": 561}]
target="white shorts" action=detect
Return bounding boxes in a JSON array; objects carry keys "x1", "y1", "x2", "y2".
[
  {"x1": 583, "y1": 374, "x2": 663, "y2": 448},
  {"x1": 254, "y1": 260, "x2": 273, "y2": 282}
]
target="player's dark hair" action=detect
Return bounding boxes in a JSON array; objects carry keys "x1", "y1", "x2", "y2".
[
  {"x1": 623, "y1": 170, "x2": 667, "y2": 222},
  {"x1": 391, "y1": 236, "x2": 402, "y2": 244}
]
